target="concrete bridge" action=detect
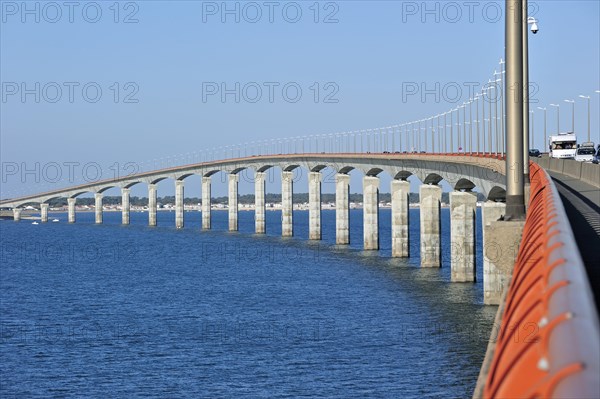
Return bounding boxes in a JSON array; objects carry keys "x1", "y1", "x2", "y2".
[
  {"x1": 2, "y1": 151, "x2": 599, "y2": 397},
  {"x1": 2, "y1": 153, "x2": 510, "y2": 303}
]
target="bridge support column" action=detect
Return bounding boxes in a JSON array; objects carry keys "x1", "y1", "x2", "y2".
[
  {"x1": 255, "y1": 172, "x2": 266, "y2": 234},
  {"x1": 176, "y1": 180, "x2": 185, "y2": 229},
  {"x1": 335, "y1": 173, "x2": 350, "y2": 245},
  {"x1": 482, "y1": 201, "x2": 506, "y2": 305},
  {"x1": 94, "y1": 193, "x2": 103, "y2": 224},
  {"x1": 282, "y1": 171, "x2": 293, "y2": 237},
  {"x1": 391, "y1": 180, "x2": 410, "y2": 257},
  {"x1": 13, "y1": 208, "x2": 21, "y2": 221},
  {"x1": 121, "y1": 188, "x2": 130, "y2": 225},
  {"x1": 67, "y1": 198, "x2": 76, "y2": 223},
  {"x1": 148, "y1": 184, "x2": 157, "y2": 226},
  {"x1": 228, "y1": 174, "x2": 238, "y2": 232},
  {"x1": 309, "y1": 171, "x2": 322, "y2": 240},
  {"x1": 202, "y1": 177, "x2": 210, "y2": 230},
  {"x1": 420, "y1": 184, "x2": 441, "y2": 267},
  {"x1": 450, "y1": 191, "x2": 477, "y2": 282},
  {"x1": 40, "y1": 203, "x2": 49, "y2": 223},
  {"x1": 363, "y1": 176, "x2": 380, "y2": 250}
]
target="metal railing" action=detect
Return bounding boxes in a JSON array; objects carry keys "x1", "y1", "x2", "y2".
[{"x1": 482, "y1": 162, "x2": 599, "y2": 398}]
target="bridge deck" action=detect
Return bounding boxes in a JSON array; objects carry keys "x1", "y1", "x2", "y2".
[{"x1": 547, "y1": 169, "x2": 600, "y2": 309}]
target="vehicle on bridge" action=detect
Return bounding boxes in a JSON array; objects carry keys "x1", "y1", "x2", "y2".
[
  {"x1": 575, "y1": 142, "x2": 596, "y2": 162},
  {"x1": 528, "y1": 148, "x2": 541, "y2": 157},
  {"x1": 594, "y1": 145, "x2": 600, "y2": 164},
  {"x1": 548, "y1": 132, "x2": 577, "y2": 159}
]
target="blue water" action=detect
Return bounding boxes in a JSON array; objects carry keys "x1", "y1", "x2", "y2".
[{"x1": 1, "y1": 209, "x2": 496, "y2": 398}]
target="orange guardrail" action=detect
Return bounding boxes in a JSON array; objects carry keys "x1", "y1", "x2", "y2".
[{"x1": 483, "y1": 163, "x2": 600, "y2": 398}]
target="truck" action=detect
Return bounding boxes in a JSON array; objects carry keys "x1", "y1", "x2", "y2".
[
  {"x1": 574, "y1": 142, "x2": 596, "y2": 162},
  {"x1": 548, "y1": 133, "x2": 577, "y2": 159}
]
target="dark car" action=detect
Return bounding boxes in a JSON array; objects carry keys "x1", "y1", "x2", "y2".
[
  {"x1": 528, "y1": 149, "x2": 541, "y2": 158},
  {"x1": 593, "y1": 146, "x2": 600, "y2": 164}
]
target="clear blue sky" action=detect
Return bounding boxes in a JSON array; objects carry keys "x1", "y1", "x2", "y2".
[{"x1": 1, "y1": 1, "x2": 599, "y2": 199}]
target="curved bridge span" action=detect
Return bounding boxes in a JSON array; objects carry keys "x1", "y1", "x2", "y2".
[{"x1": 1, "y1": 153, "x2": 507, "y2": 208}]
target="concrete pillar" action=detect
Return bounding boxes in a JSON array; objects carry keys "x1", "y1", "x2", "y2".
[
  {"x1": 419, "y1": 184, "x2": 441, "y2": 267},
  {"x1": 450, "y1": 191, "x2": 477, "y2": 282},
  {"x1": 335, "y1": 173, "x2": 350, "y2": 245},
  {"x1": 40, "y1": 203, "x2": 49, "y2": 223},
  {"x1": 391, "y1": 180, "x2": 410, "y2": 257},
  {"x1": 148, "y1": 184, "x2": 157, "y2": 226},
  {"x1": 176, "y1": 180, "x2": 184, "y2": 229},
  {"x1": 482, "y1": 201, "x2": 506, "y2": 305},
  {"x1": 363, "y1": 176, "x2": 380, "y2": 250},
  {"x1": 255, "y1": 172, "x2": 266, "y2": 234},
  {"x1": 308, "y1": 171, "x2": 322, "y2": 240},
  {"x1": 67, "y1": 198, "x2": 76, "y2": 223},
  {"x1": 94, "y1": 193, "x2": 103, "y2": 224},
  {"x1": 228, "y1": 174, "x2": 239, "y2": 232},
  {"x1": 121, "y1": 187, "x2": 130, "y2": 225},
  {"x1": 281, "y1": 171, "x2": 293, "y2": 237},
  {"x1": 13, "y1": 208, "x2": 21, "y2": 221},
  {"x1": 202, "y1": 177, "x2": 211, "y2": 230}
]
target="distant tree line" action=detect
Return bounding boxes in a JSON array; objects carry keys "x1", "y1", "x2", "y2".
[{"x1": 47, "y1": 192, "x2": 486, "y2": 206}]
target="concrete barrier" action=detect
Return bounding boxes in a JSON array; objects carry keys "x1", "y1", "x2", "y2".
[
  {"x1": 581, "y1": 162, "x2": 600, "y2": 188},
  {"x1": 562, "y1": 159, "x2": 583, "y2": 179},
  {"x1": 548, "y1": 157, "x2": 565, "y2": 173},
  {"x1": 531, "y1": 156, "x2": 549, "y2": 169}
]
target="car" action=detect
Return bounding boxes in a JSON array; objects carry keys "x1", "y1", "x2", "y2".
[
  {"x1": 593, "y1": 146, "x2": 600, "y2": 164},
  {"x1": 528, "y1": 149, "x2": 541, "y2": 158},
  {"x1": 574, "y1": 142, "x2": 595, "y2": 162}
]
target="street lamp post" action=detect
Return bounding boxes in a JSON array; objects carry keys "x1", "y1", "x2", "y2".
[
  {"x1": 450, "y1": 109, "x2": 454, "y2": 153},
  {"x1": 505, "y1": 0, "x2": 526, "y2": 219},
  {"x1": 537, "y1": 107, "x2": 547, "y2": 149},
  {"x1": 530, "y1": 110, "x2": 534, "y2": 149},
  {"x1": 550, "y1": 104, "x2": 560, "y2": 134},
  {"x1": 565, "y1": 99, "x2": 575, "y2": 133},
  {"x1": 579, "y1": 95, "x2": 591, "y2": 142},
  {"x1": 475, "y1": 93, "x2": 481, "y2": 153},
  {"x1": 488, "y1": 81, "x2": 493, "y2": 154}
]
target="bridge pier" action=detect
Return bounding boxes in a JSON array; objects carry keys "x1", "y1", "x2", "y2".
[
  {"x1": 335, "y1": 173, "x2": 350, "y2": 245},
  {"x1": 148, "y1": 184, "x2": 157, "y2": 226},
  {"x1": 450, "y1": 191, "x2": 477, "y2": 282},
  {"x1": 482, "y1": 201, "x2": 506, "y2": 305},
  {"x1": 363, "y1": 176, "x2": 380, "y2": 250},
  {"x1": 122, "y1": 188, "x2": 130, "y2": 225},
  {"x1": 420, "y1": 184, "x2": 441, "y2": 267},
  {"x1": 176, "y1": 180, "x2": 184, "y2": 229},
  {"x1": 309, "y1": 171, "x2": 322, "y2": 240},
  {"x1": 67, "y1": 198, "x2": 76, "y2": 223},
  {"x1": 40, "y1": 203, "x2": 49, "y2": 223},
  {"x1": 94, "y1": 193, "x2": 103, "y2": 224},
  {"x1": 201, "y1": 177, "x2": 210, "y2": 230},
  {"x1": 282, "y1": 171, "x2": 293, "y2": 237},
  {"x1": 255, "y1": 171, "x2": 266, "y2": 234},
  {"x1": 392, "y1": 180, "x2": 410, "y2": 257},
  {"x1": 13, "y1": 208, "x2": 21, "y2": 221},
  {"x1": 228, "y1": 174, "x2": 238, "y2": 232}
]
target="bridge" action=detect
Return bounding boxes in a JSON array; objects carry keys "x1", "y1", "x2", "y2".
[
  {"x1": 2, "y1": 151, "x2": 599, "y2": 398},
  {"x1": 2, "y1": 0, "x2": 600, "y2": 396}
]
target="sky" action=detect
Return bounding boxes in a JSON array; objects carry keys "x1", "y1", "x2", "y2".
[{"x1": 1, "y1": 0, "x2": 599, "y2": 199}]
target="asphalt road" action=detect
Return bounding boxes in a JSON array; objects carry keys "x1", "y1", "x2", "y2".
[{"x1": 547, "y1": 169, "x2": 600, "y2": 308}]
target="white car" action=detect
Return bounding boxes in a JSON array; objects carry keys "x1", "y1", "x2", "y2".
[{"x1": 575, "y1": 144, "x2": 596, "y2": 162}]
